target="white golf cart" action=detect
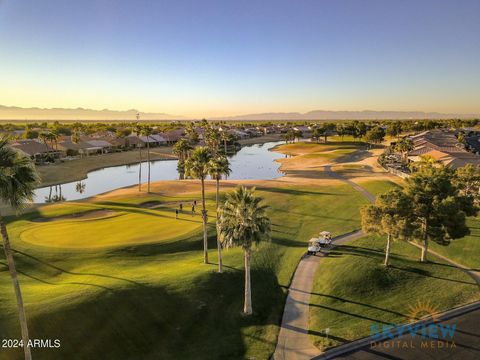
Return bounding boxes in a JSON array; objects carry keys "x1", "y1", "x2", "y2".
[
  {"x1": 307, "y1": 238, "x2": 321, "y2": 255},
  {"x1": 306, "y1": 231, "x2": 332, "y2": 256},
  {"x1": 318, "y1": 231, "x2": 332, "y2": 247}
]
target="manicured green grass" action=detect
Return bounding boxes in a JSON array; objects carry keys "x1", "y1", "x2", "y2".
[
  {"x1": 357, "y1": 179, "x2": 401, "y2": 197},
  {"x1": 355, "y1": 179, "x2": 479, "y2": 271},
  {"x1": 309, "y1": 235, "x2": 480, "y2": 351},
  {"x1": 0, "y1": 181, "x2": 369, "y2": 360},
  {"x1": 278, "y1": 141, "x2": 359, "y2": 155},
  {"x1": 429, "y1": 217, "x2": 480, "y2": 270}
]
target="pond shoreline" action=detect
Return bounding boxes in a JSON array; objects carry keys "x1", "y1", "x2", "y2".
[
  {"x1": 35, "y1": 134, "x2": 284, "y2": 188},
  {"x1": 36, "y1": 147, "x2": 176, "y2": 188},
  {"x1": 33, "y1": 140, "x2": 285, "y2": 204}
]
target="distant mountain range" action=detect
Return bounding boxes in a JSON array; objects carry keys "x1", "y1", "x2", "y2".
[
  {"x1": 0, "y1": 105, "x2": 478, "y2": 121},
  {"x1": 0, "y1": 105, "x2": 184, "y2": 121},
  {"x1": 211, "y1": 110, "x2": 480, "y2": 121}
]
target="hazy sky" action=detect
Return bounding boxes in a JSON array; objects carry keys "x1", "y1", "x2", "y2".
[{"x1": 1, "y1": 0, "x2": 479, "y2": 117}]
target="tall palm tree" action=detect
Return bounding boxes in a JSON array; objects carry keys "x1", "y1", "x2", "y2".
[
  {"x1": 185, "y1": 147, "x2": 212, "y2": 264},
  {"x1": 50, "y1": 129, "x2": 59, "y2": 151},
  {"x1": 134, "y1": 123, "x2": 143, "y2": 192},
  {"x1": 0, "y1": 137, "x2": 39, "y2": 360},
  {"x1": 220, "y1": 131, "x2": 230, "y2": 154},
  {"x1": 173, "y1": 139, "x2": 193, "y2": 180},
  {"x1": 39, "y1": 132, "x2": 49, "y2": 151},
  {"x1": 219, "y1": 186, "x2": 271, "y2": 315},
  {"x1": 173, "y1": 138, "x2": 193, "y2": 162},
  {"x1": 141, "y1": 125, "x2": 154, "y2": 193},
  {"x1": 208, "y1": 156, "x2": 231, "y2": 273},
  {"x1": 205, "y1": 127, "x2": 220, "y2": 155}
]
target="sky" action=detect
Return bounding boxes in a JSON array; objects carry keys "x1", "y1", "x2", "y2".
[{"x1": 0, "y1": 0, "x2": 479, "y2": 117}]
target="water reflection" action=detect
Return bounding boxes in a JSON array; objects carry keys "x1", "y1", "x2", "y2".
[
  {"x1": 75, "y1": 182, "x2": 86, "y2": 194},
  {"x1": 34, "y1": 141, "x2": 285, "y2": 203},
  {"x1": 44, "y1": 185, "x2": 66, "y2": 203}
]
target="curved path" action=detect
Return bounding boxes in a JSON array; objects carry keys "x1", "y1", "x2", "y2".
[
  {"x1": 274, "y1": 164, "x2": 376, "y2": 360},
  {"x1": 408, "y1": 241, "x2": 480, "y2": 286},
  {"x1": 323, "y1": 165, "x2": 375, "y2": 203},
  {"x1": 275, "y1": 148, "x2": 479, "y2": 359},
  {"x1": 273, "y1": 230, "x2": 366, "y2": 360}
]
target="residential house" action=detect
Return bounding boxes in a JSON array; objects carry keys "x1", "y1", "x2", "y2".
[
  {"x1": 407, "y1": 130, "x2": 480, "y2": 169},
  {"x1": 10, "y1": 139, "x2": 59, "y2": 161},
  {"x1": 160, "y1": 129, "x2": 185, "y2": 144}
]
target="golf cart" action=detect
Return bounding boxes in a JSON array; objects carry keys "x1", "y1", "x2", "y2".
[
  {"x1": 307, "y1": 238, "x2": 321, "y2": 255},
  {"x1": 307, "y1": 231, "x2": 333, "y2": 256},
  {"x1": 318, "y1": 231, "x2": 332, "y2": 247}
]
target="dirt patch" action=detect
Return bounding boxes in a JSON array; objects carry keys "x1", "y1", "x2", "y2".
[{"x1": 33, "y1": 209, "x2": 114, "y2": 222}]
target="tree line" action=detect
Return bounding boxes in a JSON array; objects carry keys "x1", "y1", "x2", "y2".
[{"x1": 362, "y1": 162, "x2": 480, "y2": 265}]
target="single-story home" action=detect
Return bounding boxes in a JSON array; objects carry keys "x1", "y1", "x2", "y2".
[{"x1": 10, "y1": 139, "x2": 60, "y2": 161}]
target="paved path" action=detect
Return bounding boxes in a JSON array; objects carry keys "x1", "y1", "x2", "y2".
[
  {"x1": 408, "y1": 241, "x2": 480, "y2": 286},
  {"x1": 273, "y1": 230, "x2": 366, "y2": 360},
  {"x1": 274, "y1": 163, "x2": 478, "y2": 359},
  {"x1": 324, "y1": 165, "x2": 376, "y2": 204}
]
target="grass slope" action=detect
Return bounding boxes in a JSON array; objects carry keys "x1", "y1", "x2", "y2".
[
  {"x1": 428, "y1": 217, "x2": 480, "y2": 270},
  {"x1": 309, "y1": 235, "x2": 480, "y2": 351},
  {"x1": 0, "y1": 181, "x2": 368, "y2": 360}
]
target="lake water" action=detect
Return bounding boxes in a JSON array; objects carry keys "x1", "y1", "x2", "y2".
[{"x1": 34, "y1": 141, "x2": 286, "y2": 203}]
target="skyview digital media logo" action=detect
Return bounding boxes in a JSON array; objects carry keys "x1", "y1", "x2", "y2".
[{"x1": 369, "y1": 300, "x2": 458, "y2": 350}]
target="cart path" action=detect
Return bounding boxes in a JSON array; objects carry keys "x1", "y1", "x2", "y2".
[
  {"x1": 274, "y1": 162, "x2": 477, "y2": 359},
  {"x1": 273, "y1": 230, "x2": 366, "y2": 360},
  {"x1": 408, "y1": 241, "x2": 480, "y2": 286},
  {"x1": 324, "y1": 165, "x2": 375, "y2": 204}
]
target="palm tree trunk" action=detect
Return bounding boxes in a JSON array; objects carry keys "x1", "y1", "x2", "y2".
[
  {"x1": 384, "y1": 234, "x2": 391, "y2": 266},
  {"x1": 243, "y1": 248, "x2": 252, "y2": 315},
  {"x1": 147, "y1": 140, "x2": 151, "y2": 193},
  {"x1": 224, "y1": 139, "x2": 227, "y2": 154},
  {"x1": 201, "y1": 177, "x2": 208, "y2": 264},
  {"x1": 0, "y1": 213, "x2": 32, "y2": 360},
  {"x1": 215, "y1": 178, "x2": 222, "y2": 273},
  {"x1": 421, "y1": 218, "x2": 428, "y2": 262},
  {"x1": 138, "y1": 146, "x2": 142, "y2": 192}
]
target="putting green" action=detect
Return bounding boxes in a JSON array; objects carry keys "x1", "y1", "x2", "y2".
[{"x1": 20, "y1": 209, "x2": 204, "y2": 249}]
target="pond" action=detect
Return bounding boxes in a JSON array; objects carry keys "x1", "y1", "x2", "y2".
[{"x1": 33, "y1": 141, "x2": 286, "y2": 203}]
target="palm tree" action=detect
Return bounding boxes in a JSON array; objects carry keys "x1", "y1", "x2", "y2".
[
  {"x1": 141, "y1": 125, "x2": 154, "y2": 193},
  {"x1": 220, "y1": 131, "x2": 230, "y2": 154},
  {"x1": 134, "y1": 122, "x2": 143, "y2": 192},
  {"x1": 219, "y1": 186, "x2": 271, "y2": 315},
  {"x1": 185, "y1": 122, "x2": 199, "y2": 145},
  {"x1": 0, "y1": 137, "x2": 39, "y2": 360},
  {"x1": 173, "y1": 138, "x2": 193, "y2": 163},
  {"x1": 50, "y1": 129, "x2": 59, "y2": 151},
  {"x1": 208, "y1": 156, "x2": 231, "y2": 273},
  {"x1": 185, "y1": 147, "x2": 212, "y2": 264},
  {"x1": 39, "y1": 132, "x2": 49, "y2": 151},
  {"x1": 173, "y1": 139, "x2": 193, "y2": 180},
  {"x1": 205, "y1": 126, "x2": 221, "y2": 155}
]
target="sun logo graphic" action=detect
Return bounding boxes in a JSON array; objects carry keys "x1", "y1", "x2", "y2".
[{"x1": 407, "y1": 300, "x2": 440, "y2": 323}]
